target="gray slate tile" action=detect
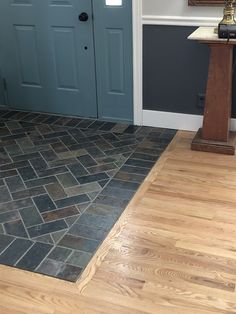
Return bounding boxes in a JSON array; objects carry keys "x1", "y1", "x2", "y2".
[
  {"x1": 77, "y1": 155, "x2": 97, "y2": 167},
  {"x1": 101, "y1": 186, "x2": 135, "y2": 200},
  {"x1": 0, "y1": 210, "x2": 20, "y2": 224},
  {"x1": 67, "y1": 163, "x2": 88, "y2": 178},
  {"x1": 77, "y1": 212, "x2": 115, "y2": 231},
  {"x1": 94, "y1": 195, "x2": 129, "y2": 210},
  {"x1": 67, "y1": 250, "x2": 92, "y2": 268},
  {"x1": 0, "y1": 234, "x2": 15, "y2": 254},
  {"x1": 57, "y1": 172, "x2": 78, "y2": 188},
  {"x1": 56, "y1": 264, "x2": 82, "y2": 282},
  {"x1": 18, "y1": 166, "x2": 37, "y2": 180},
  {"x1": 55, "y1": 195, "x2": 90, "y2": 209},
  {"x1": 0, "y1": 169, "x2": 17, "y2": 179},
  {"x1": 114, "y1": 171, "x2": 145, "y2": 183},
  {"x1": 88, "y1": 163, "x2": 117, "y2": 175},
  {"x1": 0, "y1": 186, "x2": 12, "y2": 203},
  {"x1": 25, "y1": 176, "x2": 58, "y2": 188},
  {"x1": 33, "y1": 194, "x2": 56, "y2": 213},
  {"x1": 19, "y1": 206, "x2": 43, "y2": 227},
  {"x1": 77, "y1": 173, "x2": 109, "y2": 185},
  {"x1": 34, "y1": 234, "x2": 54, "y2": 244},
  {"x1": 12, "y1": 152, "x2": 40, "y2": 162},
  {"x1": 120, "y1": 165, "x2": 150, "y2": 175},
  {"x1": 37, "y1": 166, "x2": 68, "y2": 178},
  {"x1": 58, "y1": 234, "x2": 99, "y2": 253},
  {"x1": 4, "y1": 219, "x2": 28, "y2": 238},
  {"x1": 40, "y1": 150, "x2": 58, "y2": 162},
  {"x1": 5, "y1": 175, "x2": 25, "y2": 193},
  {"x1": 0, "y1": 160, "x2": 29, "y2": 171},
  {"x1": 16, "y1": 242, "x2": 53, "y2": 271},
  {"x1": 12, "y1": 186, "x2": 46, "y2": 200},
  {"x1": 65, "y1": 182, "x2": 101, "y2": 197},
  {"x1": 69, "y1": 224, "x2": 107, "y2": 241},
  {"x1": 37, "y1": 258, "x2": 64, "y2": 277},
  {"x1": 30, "y1": 157, "x2": 48, "y2": 171},
  {"x1": 108, "y1": 179, "x2": 140, "y2": 191},
  {"x1": 45, "y1": 182, "x2": 67, "y2": 200},
  {"x1": 0, "y1": 238, "x2": 33, "y2": 266},
  {"x1": 125, "y1": 158, "x2": 155, "y2": 169},
  {"x1": 48, "y1": 246, "x2": 72, "y2": 262},
  {"x1": 131, "y1": 152, "x2": 157, "y2": 162},
  {"x1": 6, "y1": 144, "x2": 23, "y2": 156},
  {"x1": 42, "y1": 206, "x2": 79, "y2": 222},
  {"x1": 27, "y1": 219, "x2": 67, "y2": 238},
  {"x1": 0, "y1": 198, "x2": 33, "y2": 213}
]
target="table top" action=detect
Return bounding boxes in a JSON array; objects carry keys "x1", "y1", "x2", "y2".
[{"x1": 188, "y1": 26, "x2": 236, "y2": 44}]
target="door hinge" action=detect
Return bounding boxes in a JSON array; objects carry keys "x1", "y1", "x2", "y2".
[
  {"x1": 3, "y1": 78, "x2": 7, "y2": 91},
  {"x1": 2, "y1": 78, "x2": 9, "y2": 106}
]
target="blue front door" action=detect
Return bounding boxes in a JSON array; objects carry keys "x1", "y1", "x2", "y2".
[
  {"x1": 93, "y1": 0, "x2": 133, "y2": 123},
  {"x1": 0, "y1": 0, "x2": 133, "y2": 122},
  {"x1": 1, "y1": 0, "x2": 97, "y2": 117}
]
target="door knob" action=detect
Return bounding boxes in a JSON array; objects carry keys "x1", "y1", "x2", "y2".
[{"x1": 79, "y1": 12, "x2": 89, "y2": 22}]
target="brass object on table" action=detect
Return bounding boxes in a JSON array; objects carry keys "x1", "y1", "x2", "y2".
[
  {"x1": 218, "y1": 0, "x2": 236, "y2": 38},
  {"x1": 219, "y1": 0, "x2": 236, "y2": 25}
]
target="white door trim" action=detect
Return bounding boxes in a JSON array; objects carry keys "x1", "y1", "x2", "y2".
[
  {"x1": 132, "y1": 4, "x2": 221, "y2": 127},
  {"x1": 132, "y1": 0, "x2": 143, "y2": 125}
]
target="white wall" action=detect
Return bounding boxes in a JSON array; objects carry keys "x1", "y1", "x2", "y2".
[{"x1": 143, "y1": 0, "x2": 222, "y2": 18}]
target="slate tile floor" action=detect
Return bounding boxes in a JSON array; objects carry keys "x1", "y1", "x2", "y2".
[{"x1": 0, "y1": 109, "x2": 176, "y2": 282}]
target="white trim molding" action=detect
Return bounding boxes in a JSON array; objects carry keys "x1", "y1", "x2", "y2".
[
  {"x1": 133, "y1": 0, "x2": 143, "y2": 125},
  {"x1": 143, "y1": 110, "x2": 236, "y2": 132},
  {"x1": 142, "y1": 15, "x2": 220, "y2": 27}
]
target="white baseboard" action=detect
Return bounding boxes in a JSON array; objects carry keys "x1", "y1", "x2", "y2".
[
  {"x1": 143, "y1": 110, "x2": 236, "y2": 132},
  {"x1": 142, "y1": 15, "x2": 220, "y2": 27}
]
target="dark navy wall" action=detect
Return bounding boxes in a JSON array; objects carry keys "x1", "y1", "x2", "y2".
[{"x1": 143, "y1": 25, "x2": 236, "y2": 118}]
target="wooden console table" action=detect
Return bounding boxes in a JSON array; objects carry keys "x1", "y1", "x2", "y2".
[{"x1": 188, "y1": 27, "x2": 236, "y2": 155}]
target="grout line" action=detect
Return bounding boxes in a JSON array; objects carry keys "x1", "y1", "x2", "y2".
[
  {"x1": 13, "y1": 241, "x2": 35, "y2": 266},
  {"x1": 55, "y1": 233, "x2": 103, "y2": 248},
  {"x1": 63, "y1": 249, "x2": 75, "y2": 264},
  {"x1": 28, "y1": 169, "x2": 70, "y2": 181},
  {"x1": 51, "y1": 229, "x2": 68, "y2": 245},
  {"x1": 18, "y1": 209, "x2": 32, "y2": 240},
  {"x1": 63, "y1": 166, "x2": 81, "y2": 187},
  {"x1": 16, "y1": 169, "x2": 28, "y2": 190},
  {"x1": 20, "y1": 241, "x2": 54, "y2": 271},
  {"x1": 3, "y1": 178, "x2": 14, "y2": 202},
  {"x1": 30, "y1": 226, "x2": 68, "y2": 244},
  {"x1": 0, "y1": 237, "x2": 20, "y2": 259},
  {"x1": 24, "y1": 206, "x2": 84, "y2": 230},
  {"x1": 0, "y1": 196, "x2": 34, "y2": 213}
]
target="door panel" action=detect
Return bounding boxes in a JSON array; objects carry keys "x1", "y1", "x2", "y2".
[
  {"x1": 93, "y1": 0, "x2": 133, "y2": 123},
  {"x1": 14, "y1": 25, "x2": 41, "y2": 86},
  {"x1": 107, "y1": 29, "x2": 125, "y2": 93},
  {"x1": 51, "y1": 27, "x2": 79, "y2": 90},
  {"x1": 0, "y1": 0, "x2": 97, "y2": 117}
]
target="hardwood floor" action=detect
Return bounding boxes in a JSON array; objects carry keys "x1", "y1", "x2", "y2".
[{"x1": 1, "y1": 130, "x2": 236, "y2": 314}]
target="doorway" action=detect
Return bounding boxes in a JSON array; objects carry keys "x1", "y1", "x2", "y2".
[{"x1": 0, "y1": 0, "x2": 133, "y2": 123}]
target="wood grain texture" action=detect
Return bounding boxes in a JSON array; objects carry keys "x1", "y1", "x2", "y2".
[
  {"x1": 1, "y1": 131, "x2": 236, "y2": 314},
  {"x1": 191, "y1": 43, "x2": 236, "y2": 155},
  {"x1": 188, "y1": 0, "x2": 226, "y2": 6},
  {"x1": 202, "y1": 44, "x2": 233, "y2": 142}
]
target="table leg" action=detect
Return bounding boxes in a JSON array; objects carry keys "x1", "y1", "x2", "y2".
[{"x1": 191, "y1": 43, "x2": 236, "y2": 155}]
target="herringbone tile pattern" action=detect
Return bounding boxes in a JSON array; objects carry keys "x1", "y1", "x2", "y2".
[{"x1": 0, "y1": 110, "x2": 176, "y2": 281}]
